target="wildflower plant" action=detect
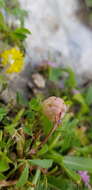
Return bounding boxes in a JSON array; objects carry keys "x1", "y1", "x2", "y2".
[
  {"x1": 0, "y1": 74, "x2": 92, "y2": 190},
  {"x1": 0, "y1": 0, "x2": 31, "y2": 51},
  {"x1": 0, "y1": 0, "x2": 92, "y2": 190}
]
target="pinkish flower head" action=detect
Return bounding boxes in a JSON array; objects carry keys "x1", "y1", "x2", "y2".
[
  {"x1": 78, "y1": 171, "x2": 90, "y2": 186},
  {"x1": 47, "y1": 62, "x2": 57, "y2": 68},
  {"x1": 42, "y1": 96, "x2": 66, "y2": 124}
]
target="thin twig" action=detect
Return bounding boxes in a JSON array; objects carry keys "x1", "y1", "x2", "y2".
[
  {"x1": 38, "y1": 123, "x2": 58, "y2": 148},
  {"x1": 0, "y1": 180, "x2": 17, "y2": 187}
]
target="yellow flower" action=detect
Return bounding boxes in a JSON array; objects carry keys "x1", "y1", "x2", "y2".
[{"x1": 1, "y1": 47, "x2": 24, "y2": 73}]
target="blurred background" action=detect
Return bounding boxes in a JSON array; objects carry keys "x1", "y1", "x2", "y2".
[{"x1": 19, "y1": 0, "x2": 92, "y2": 84}]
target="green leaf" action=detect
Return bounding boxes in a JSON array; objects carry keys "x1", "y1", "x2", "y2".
[
  {"x1": 49, "y1": 67, "x2": 61, "y2": 82},
  {"x1": 47, "y1": 176, "x2": 69, "y2": 190},
  {"x1": 0, "y1": 0, "x2": 5, "y2": 8},
  {"x1": 14, "y1": 28, "x2": 31, "y2": 34},
  {"x1": 73, "y1": 92, "x2": 85, "y2": 105},
  {"x1": 0, "y1": 130, "x2": 3, "y2": 141},
  {"x1": 63, "y1": 156, "x2": 92, "y2": 172},
  {"x1": 29, "y1": 159, "x2": 53, "y2": 169},
  {"x1": 12, "y1": 8, "x2": 28, "y2": 18},
  {"x1": 23, "y1": 125, "x2": 32, "y2": 136},
  {"x1": 62, "y1": 114, "x2": 79, "y2": 130},
  {"x1": 5, "y1": 109, "x2": 24, "y2": 135},
  {"x1": 0, "y1": 108, "x2": 7, "y2": 121},
  {"x1": 34, "y1": 183, "x2": 50, "y2": 190},
  {"x1": 13, "y1": 27, "x2": 31, "y2": 40},
  {"x1": 41, "y1": 114, "x2": 53, "y2": 135},
  {"x1": 38, "y1": 144, "x2": 49, "y2": 155},
  {"x1": 47, "y1": 150, "x2": 63, "y2": 164},
  {"x1": 63, "y1": 67, "x2": 77, "y2": 88},
  {"x1": 73, "y1": 93, "x2": 89, "y2": 113},
  {"x1": 13, "y1": 33, "x2": 27, "y2": 41},
  {"x1": 16, "y1": 165, "x2": 29, "y2": 187},
  {"x1": 12, "y1": 8, "x2": 28, "y2": 27},
  {"x1": 0, "y1": 159, "x2": 9, "y2": 172},
  {"x1": 85, "y1": 86, "x2": 92, "y2": 105},
  {"x1": 63, "y1": 166, "x2": 81, "y2": 183},
  {"x1": 29, "y1": 98, "x2": 41, "y2": 111},
  {"x1": 47, "y1": 152, "x2": 81, "y2": 183},
  {"x1": 0, "y1": 12, "x2": 8, "y2": 31},
  {"x1": 0, "y1": 75, "x2": 7, "y2": 91},
  {"x1": 5, "y1": 124, "x2": 16, "y2": 136},
  {"x1": 13, "y1": 108, "x2": 25, "y2": 123},
  {"x1": 0, "y1": 173, "x2": 6, "y2": 180},
  {"x1": 16, "y1": 92, "x2": 28, "y2": 106}
]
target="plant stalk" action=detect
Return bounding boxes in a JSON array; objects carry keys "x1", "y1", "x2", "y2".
[{"x1": 29, "y1": 169, "x2": 41, "y2": 190}]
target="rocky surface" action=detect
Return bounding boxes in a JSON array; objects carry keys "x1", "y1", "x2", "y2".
[
  {"x1": 19, "y1": 0, "x2": 92, "y2": 84},
  {"x1": 1, "y1": 0, "x2": 92, "y2": 103},
  {"x1": 0, "y1": 65, "x2": 47, "y2": 103},
  {"x1": 32, "y1": 73, "x2": 46, "y2": 88}
]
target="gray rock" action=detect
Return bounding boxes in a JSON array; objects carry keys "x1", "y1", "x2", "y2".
[
  {"x1": 32, "y1": 73, "x2": 46, "y2": 88},
  {"x1": 1, "y1": 73, "x2": 29, "y2": 104},
  {"x1": 19, "y1": 0, "x2": 92, "y2": 84},
  {"x1": 0, "y1": 64, "x2": 46, "y2": 103}
]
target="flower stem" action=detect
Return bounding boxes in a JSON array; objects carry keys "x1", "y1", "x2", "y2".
[
  {"x1": 48, "y1": 132, "x2": 61, "y2": 150},
  {"x1": 39, "y1": 123, "x2": 58, "y2": 149},
  {"x1": 29, "y1": 169, "x2": 41, "y2": 190}
]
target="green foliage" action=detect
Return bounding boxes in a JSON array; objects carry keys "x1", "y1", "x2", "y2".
[
  {"x1": 0, "y1": 152, "x2": 12, "y2": 172},
  {"x1": 16, "y1": 92, "x2": 28, "y2": 106},
  {"x1": 28, "y1": 159, "x2": 53, "y2": 169},
  {"x1": 73, "y1": 92, "x2": 89, "y2": 114},
  {"x1": 0, "y1": 64, "x2": 92, "y2": 190},
  {"x1": 16, "y1": 165, "x2": 29, "y2": 187},
  {"x1": 0, "y1": 0, "x2": 31, "y2": 51},
  {"x1": 0, "y1": 3, "x2": 92, "y2": 186},
  {"x1": 13, "y1": 27, "x2": 31, "y2": 41},
  {"x1": 0, "y1": 70, "x2": 92, "y2": 190},
  {"x1": 59, "y1": 117, "x2": 80, "y2": 153},
  {"x1": 0, "y1": 12, "x2": 8, "y2": 31},
  {"x1": 85, "y1": 86, "x2": 92, "y2": 105},
  {"x1": 85, "y1": 0, "x2": 92, "y2": 7},
  {"x1": 63, "y1": 67, "x2": 77, "y2": 88},
  {"x1": 0, "y1": 75, "x2": 7, "y2": 91},
  {"x1": 48, "y1": 66, "x2": 77, "y2": 88},
  {"x1": 47, "y1": 176, "x2": 70, "y2": 190},
  {"x1": 63, "y1": 156, "x2": 92, "y2": 172},
  {"x1": 0, "y1": 158, "x2": 9, "y2": 172},
  {"x1": 48, "y1": 67, "x2": 62, "y2": 82},
  {"x1": 0, "y1": 107, "x2": 8, "y2": 121},
  {"x1": 12, "y1": 8, "x2": 28, "y2": 26},
  {"x1": 0, "y1": 0, "x2": 5, "y2": 8}
]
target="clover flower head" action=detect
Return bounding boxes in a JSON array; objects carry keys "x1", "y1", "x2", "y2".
[
  {"x1": 42, "y1": 96, "x2": 66, "y2": 124},
  {"x1": 1, "y1": 47, "x2": 24, "y2": 73},
  {"x1": 78, "y1": 171, "x2": 90, "y2": 188}
]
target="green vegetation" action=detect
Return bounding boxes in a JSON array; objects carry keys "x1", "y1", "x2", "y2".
[
  {"x1": 0, "y1": 64, "x2": 92, "y2": 190},
  {"x1": 0, "y1": 0, "x2": 31, "y2": 53},
  {"x1": 0, "y1": 0, "x2": 92, "y2": 190}
]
